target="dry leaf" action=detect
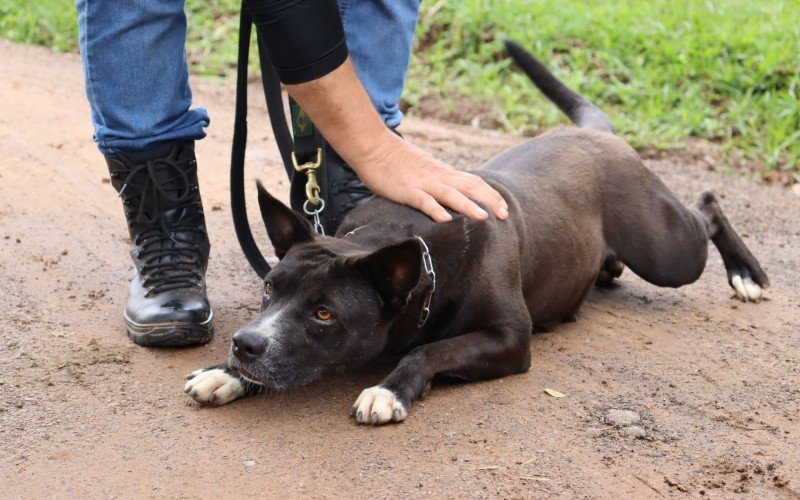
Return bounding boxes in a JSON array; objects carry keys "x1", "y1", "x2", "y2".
[{"x1": 543, "y1": 388, "x2": 566, "y2": 398}]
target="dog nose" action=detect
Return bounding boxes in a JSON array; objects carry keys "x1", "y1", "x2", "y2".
[{"x1": 232, "y1": 329, "x2": 267, "y2": 363}]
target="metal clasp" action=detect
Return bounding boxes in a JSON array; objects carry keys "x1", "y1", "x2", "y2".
[
  {"x1": 292, "y1": 148, "x2": 323, "y2": 207},
  {"x1": 292, "y1": 148, "x2": 325, "y2": 235}
]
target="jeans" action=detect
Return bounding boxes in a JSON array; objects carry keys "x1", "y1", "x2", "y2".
[{"x1": 76, "y1": 0, "x2": 422, "y2": 155}]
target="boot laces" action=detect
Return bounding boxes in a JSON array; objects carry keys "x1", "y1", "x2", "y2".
[{"x1": 114, "y1": 156, "x2": 205, "y2": 296}]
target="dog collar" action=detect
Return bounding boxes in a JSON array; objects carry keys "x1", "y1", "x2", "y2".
[
  {"x1": 344, "y1": 228, "x2": 435, "y2": 327},
  {"x1": 414, "y1": 235, "x2": 436, "y2": 327}
]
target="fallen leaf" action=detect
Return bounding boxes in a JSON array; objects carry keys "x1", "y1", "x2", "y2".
[{"x1": 543, "y1": 388, "x2": 566, "y2": 398}]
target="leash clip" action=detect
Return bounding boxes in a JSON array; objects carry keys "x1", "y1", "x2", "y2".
[{"x1": 292, "y1": 148, "x2": 323, "y2": 208}]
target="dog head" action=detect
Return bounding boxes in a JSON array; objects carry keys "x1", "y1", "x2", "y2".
[{"x1": 227, "y1": 182, "x2": 423, "y2": 390}]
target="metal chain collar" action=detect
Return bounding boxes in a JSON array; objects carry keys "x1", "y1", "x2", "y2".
[
  {"x1": 414, "y1": 235, "x2": 436, "y2": 327},
  {"x1": 344, "y1": 230, "x2": 436, "y2": 327}
]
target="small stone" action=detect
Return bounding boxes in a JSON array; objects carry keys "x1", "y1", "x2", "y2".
[
  {"x1": 605, "y1": 409, "x2": 641, "y2": 426},
  {"x1": 243, "y1": 460, "x2": 255, "y2": 467},
  {"x1": 620, "y1": 425, "x2": 647, "y2": 439}
]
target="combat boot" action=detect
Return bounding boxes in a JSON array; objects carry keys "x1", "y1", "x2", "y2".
[{"x1": 106, "y1": 140, "x2": 213, "y2": 347}]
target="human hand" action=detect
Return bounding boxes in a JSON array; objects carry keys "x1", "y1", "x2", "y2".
[
  {"x1": 351, "y1": 130, "x2": 509, "y2": 223},
  {"x1": 285, "y1": 59, "x2": 507, "y2": 222}
]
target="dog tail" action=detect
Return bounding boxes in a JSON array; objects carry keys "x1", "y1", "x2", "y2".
[{"x1": 504, "y1": 39, "x2": 614, "y2": 134}]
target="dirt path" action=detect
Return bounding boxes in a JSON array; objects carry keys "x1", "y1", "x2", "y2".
[{"x1": 1, "y1": 40, "x2": 798, "y2": 498}]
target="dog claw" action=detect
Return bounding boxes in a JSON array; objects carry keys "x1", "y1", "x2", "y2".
[
  {"x1": 183, "y1": 368, "x2": 246, "y2": 406},
  {"x1": 731, "y1": 274, "x2": 764, "y2": 303},
  {"x1": 351, "y1": 386, "x2": 407, "y2": 425}
]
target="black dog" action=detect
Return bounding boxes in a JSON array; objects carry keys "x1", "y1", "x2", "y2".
[{"x1": 185, "y1": 41, "x2": 768, "y2": 424}]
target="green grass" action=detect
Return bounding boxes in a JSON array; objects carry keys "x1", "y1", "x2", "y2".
[
  {"x1": 2, "y1": 0, "x2": 798, "y2": 172},
  {"x1": 0, "y1": 0, "x2": 77, "y2": 51}
]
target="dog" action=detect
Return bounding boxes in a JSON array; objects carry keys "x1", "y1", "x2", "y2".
[{"x1": 184, "y1": 41, "x2": 768, "y2": 425}]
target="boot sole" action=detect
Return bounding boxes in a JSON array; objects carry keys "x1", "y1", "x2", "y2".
[{"x1": 123, "y1": 311, "x2": 214, "y2": 347}]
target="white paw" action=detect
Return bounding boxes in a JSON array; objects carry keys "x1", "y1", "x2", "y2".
[
  {"x1": 184, "y1": 368, "x2": 245, "y2": 406},
  {"x1": 351, "y1": 386, "x2": 408, "y2": 425},
  {"x1": 731, "y1": 274, "x2": 764, "y2": 303}
]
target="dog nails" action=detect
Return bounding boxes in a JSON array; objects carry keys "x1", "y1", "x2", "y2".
[
  {"x1": 183, "y1": 368, "x2": 246, "y2": 406},
  {"x1": 351, "y1": 386, "x2": 408, "y2": 425},
  {"x1": 731, "y1": 274, "x2": 764, "y2": 303},
  {"x1": 743, "y1": 277, "x2": 763, "y2": 303}
]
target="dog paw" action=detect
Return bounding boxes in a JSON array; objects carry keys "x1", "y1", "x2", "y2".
[
  {"x1": 730, "y1": 274, "x2": 764, "y2": 303},
  {"x1": 184, "y1": 368, "x2": 246, "y2": 406},
  {"x1": 350, "y1": 386, "x2": 408, "y2": 425}
]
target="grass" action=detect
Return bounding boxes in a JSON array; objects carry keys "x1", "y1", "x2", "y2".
[{"x1": 1, "y1": 0, "x2": 798, "y2": 173}]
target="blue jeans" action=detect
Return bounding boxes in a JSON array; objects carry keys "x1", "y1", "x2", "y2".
[{"x1": 76, "y1": 0, "x2": 421, "y2": 155}]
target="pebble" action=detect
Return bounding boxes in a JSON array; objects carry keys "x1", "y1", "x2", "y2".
[
  {"x1": 243, "y1": 460, "x2": 255, "y2": 467},
  {"x1": 605, "y1": 409, "x2": 641, "y2": 426},
  {"x1": 620, "y1": 425, "x2": 647, "y2": 440}
]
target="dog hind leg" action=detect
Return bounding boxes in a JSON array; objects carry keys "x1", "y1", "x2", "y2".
[
  {"x1": 692, "y1": 191, "x2": 769, "y2": 302},
  {"x1": 602, "y1": 163, "x2": 768, "y2": 301}
]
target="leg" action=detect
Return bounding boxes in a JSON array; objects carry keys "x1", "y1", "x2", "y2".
[
  {"x1": 693, "y1": 191, "x2": 769, "y2": 301},
  {"x1": 339, "y1": 0, "x2": 422, "y2": 127},
  {"x1": 76, "y1": 0, "x2": 209, "y2": 154},
  {"x1": 185, "y1": 365, "x2": 261, "y2": 406},
  {"x1": 603, "y1": 163, "x2": 767, "y2": 300},
  {"x1": 77, "y1": 0, "x2": 214, "y2": 346},
  {"x1": 352, "y1": 318, "x2": 532, "y2": 425}
]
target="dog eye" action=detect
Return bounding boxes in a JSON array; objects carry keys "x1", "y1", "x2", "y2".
[{"x1": 314, "y1": 307, "x2": 334, "y2": 321}]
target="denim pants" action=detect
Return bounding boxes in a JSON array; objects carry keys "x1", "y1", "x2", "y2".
[{"x1": 76, "y1": 0, "x2": 422, "y2": 155}]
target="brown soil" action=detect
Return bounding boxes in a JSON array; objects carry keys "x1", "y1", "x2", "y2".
[{"x1": 1, "y1": 40, "x2": 799, "y2": 498}]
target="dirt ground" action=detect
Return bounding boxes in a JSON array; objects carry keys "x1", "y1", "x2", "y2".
[{"x1": 1, "y1": 39, "x2": 798, "y2": 498}]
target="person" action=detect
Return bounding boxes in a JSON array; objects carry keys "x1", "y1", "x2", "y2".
[{"x1": 75, "y1": 0, "x2": 508, "y2": 347}]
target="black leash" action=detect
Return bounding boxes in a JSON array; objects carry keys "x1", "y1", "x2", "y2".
[{"x1": 230, "y1": 3, "x2": 327, "y2": 279}]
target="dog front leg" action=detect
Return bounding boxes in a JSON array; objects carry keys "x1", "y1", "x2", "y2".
[
  {"x1": 351, "y1": 327, "x2": 531, "y2": 425},
  {"x1": 184, "y1": 364, "x2": 262, "y2": 406}
]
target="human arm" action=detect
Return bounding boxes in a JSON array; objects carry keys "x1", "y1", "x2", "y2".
[{"x1": 245, "y1": 0, "x2": 508, "y2": 222}]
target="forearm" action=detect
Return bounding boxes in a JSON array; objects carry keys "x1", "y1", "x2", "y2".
[
  {"x1": 244, "y1": 0, "x2": 508, "y2": 221},
  {"x1": 285, "y1": 58, "x2": 407, "y2": 171}
]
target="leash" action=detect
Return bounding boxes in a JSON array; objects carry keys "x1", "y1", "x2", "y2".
[{"x1": 230, "y1": 2, "x2": 329, "y2": 279}]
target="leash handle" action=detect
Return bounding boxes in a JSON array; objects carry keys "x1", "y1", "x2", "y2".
[{"x1": 230, "y1": 4, "x2": 271, "y2": 278}]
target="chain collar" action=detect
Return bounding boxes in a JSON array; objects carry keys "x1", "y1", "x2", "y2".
[
  {"x1": 344, "y1": 229, "x2": 436, "y2": 328},
  {"x1": 414, "y1": 235, "x2": 436, "y2": 327}
]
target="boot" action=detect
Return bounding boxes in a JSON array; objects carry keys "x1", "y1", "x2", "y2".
[{"x1": 106, "y1": 140, "x2": 213, "y2": 347}]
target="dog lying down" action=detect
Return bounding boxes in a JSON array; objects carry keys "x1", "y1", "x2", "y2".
[{"x1": 185, "y1": 41, "x2": 768, "y2": 425}]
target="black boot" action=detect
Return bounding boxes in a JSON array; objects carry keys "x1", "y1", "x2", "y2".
[{"x1": 106, "y1": 140, "x2": 213, "y2": 347}]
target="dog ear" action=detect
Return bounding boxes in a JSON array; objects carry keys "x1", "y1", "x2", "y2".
[
  {"x1": 256, "y1": 181, "x2": 314, "y2": 259},
  {"x1": 355, "y1": 239, "x2": 423, "y2": 311}
]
